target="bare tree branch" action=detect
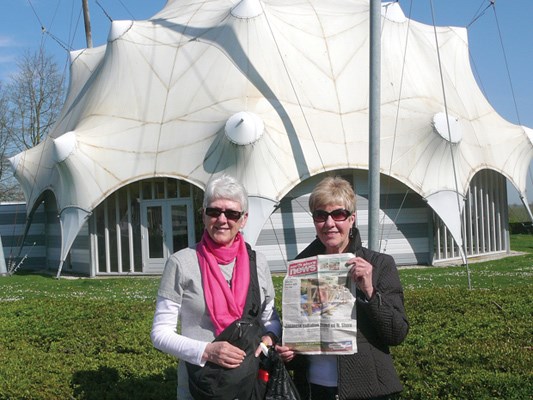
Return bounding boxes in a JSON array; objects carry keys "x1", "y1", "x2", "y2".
[
  {"x1": 0, "y1": 48, "x2": 65, "y2": 201},
  {"x1": 6, "y1": 49, "x2": 65, "y2": 151}
]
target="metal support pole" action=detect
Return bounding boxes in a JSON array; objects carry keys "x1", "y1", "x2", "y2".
[
  {"x1": 520, "y1": 195, "x2": 533, "y2": 222},
  {"x1": 368, "y1": 0, "x2": 381, "y2": 251},
  {"x1": 0, "y1": 235, "x2": 7, "y2": 276},
  {"x1": 82, "y1": 0, "x2": 93, "y2": 48}
]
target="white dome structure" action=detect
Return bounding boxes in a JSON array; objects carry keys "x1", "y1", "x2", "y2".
[{"x1": 10, "y1": 0, "x2": 532, "y2": 276}]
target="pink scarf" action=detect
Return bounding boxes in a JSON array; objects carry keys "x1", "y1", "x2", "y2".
[{"x1": 196, "y1": 230, "x2": 250, "y2": 335}]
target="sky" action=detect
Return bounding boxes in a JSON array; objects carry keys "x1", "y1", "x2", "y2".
[{"x1": 0, "y1": 0, "x2": 532, "y2": 204}]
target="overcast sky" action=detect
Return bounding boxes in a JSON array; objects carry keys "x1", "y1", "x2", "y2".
[{"x1": 0, "y1": 0, "x2": 531, "y2": 204}]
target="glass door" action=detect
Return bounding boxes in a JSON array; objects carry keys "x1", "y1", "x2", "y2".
[{"x1": 140, "y1": 199, "x2": 194, "y2": 273}]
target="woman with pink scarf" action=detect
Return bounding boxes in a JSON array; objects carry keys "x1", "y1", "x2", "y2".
[{"x1": 151, "y1": 174, "x2": 281, "y2": 399}]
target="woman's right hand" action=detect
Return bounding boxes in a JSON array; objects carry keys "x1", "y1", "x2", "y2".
[
  {"x1": 202, "y1": 341, "x2": 246, "y2": 368},
  {"x1": 275, "y1": 344, "x2": 295, "y2": 363}
]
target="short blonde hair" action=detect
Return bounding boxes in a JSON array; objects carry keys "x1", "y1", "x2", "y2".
[{"x1": 309, "y1": 176, "x2": 356, "y2": 213}]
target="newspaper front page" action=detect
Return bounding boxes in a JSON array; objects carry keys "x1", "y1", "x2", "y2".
[{"x1": 282, "y1": 253, "x2": 357, "y2": 355}]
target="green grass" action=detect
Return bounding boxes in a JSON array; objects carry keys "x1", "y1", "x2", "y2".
[
  {"x1": 0, "y1": 235, "x2": 531, "y2": 399},
  {"x1": 399, "y1": 256, "x2": 532, "y2": 290}
]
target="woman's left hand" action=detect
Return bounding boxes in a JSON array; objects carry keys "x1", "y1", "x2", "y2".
[
  {"x1": 348, "y1": 256, "x2": 374, "y2": 299},
  {"x1": 274, "y1": 344, "x2": 295, "y2": 363}
]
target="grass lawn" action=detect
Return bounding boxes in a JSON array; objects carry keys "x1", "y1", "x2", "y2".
[{"x1": 0, "y1": 235, "x2": 531, "y2": 399}]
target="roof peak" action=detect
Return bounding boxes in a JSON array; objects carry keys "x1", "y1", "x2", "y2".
[{"x1": 231, "y1": 0, "x2": 264, "y2": 19}]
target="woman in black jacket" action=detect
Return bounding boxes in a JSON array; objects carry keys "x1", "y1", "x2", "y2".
[{"x1": 276, "y1": 176, "x2": 409, "y2": 400}]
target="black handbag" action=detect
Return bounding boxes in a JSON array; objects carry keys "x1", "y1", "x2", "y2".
[
  {"x1": 186, "y1": 318, "x2": 263, "y2": 400},
  {"x1": 261, "y1": 348, "x2": 301, "y2": 400}
]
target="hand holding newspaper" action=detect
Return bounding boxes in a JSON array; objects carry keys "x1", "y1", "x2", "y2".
[{"x1": 281, "y1": 253, "x2": 357, "y2": 355}]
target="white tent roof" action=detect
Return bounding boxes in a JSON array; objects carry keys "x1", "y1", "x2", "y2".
[{"x1": 11, "y1": 0, "x2": 533, "y2": 264}]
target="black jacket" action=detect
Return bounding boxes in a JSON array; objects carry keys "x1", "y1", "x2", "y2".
[{"x1": 292, "y1": 227, "x2": 409, "y2": 400}]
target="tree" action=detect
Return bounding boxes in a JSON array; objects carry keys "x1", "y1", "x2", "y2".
[
  {"x1": 6, "y1": 49, "x2": 66, "y2": 151},
  {"x1": 0, "y1": 82, "x2": 21, "y2": 200},
  {"x1": 0, "y1": 48, "x2": 65, "y2": 200}
]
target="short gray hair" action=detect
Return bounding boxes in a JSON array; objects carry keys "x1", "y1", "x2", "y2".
[{"x1": 203, "y1": 174, "x2": 248, "y2": 212}]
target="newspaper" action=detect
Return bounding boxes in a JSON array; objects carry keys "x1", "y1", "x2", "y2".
[{"x1": 281, "y1": 253, "x2": 358, "y2": 355}]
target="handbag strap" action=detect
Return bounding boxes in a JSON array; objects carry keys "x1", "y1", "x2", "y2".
[{"x1": 241, "y1": 243, "x2": 261, "y2": 322}]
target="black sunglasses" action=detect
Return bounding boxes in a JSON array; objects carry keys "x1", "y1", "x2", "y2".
[
  {"x1": 204, "y1": 207, "x2": 244, "y2": 221},
  {"x1": 312, "y1": 208, "x2": 352, "y2": 223}
]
